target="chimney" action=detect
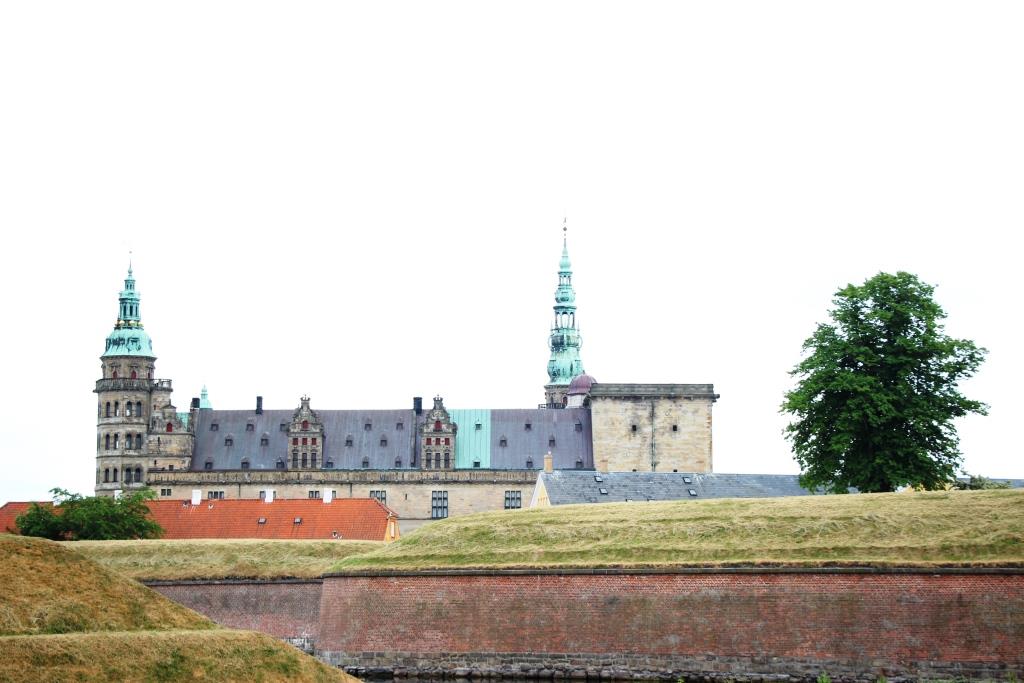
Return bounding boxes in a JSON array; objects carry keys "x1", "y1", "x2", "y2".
[
  {"x1": 323, "y1": 488, "x2": 333, "y2": 503},
  {"x1": 544, "y1": 452, "x2": 554, "y2": 473},
  {"x1": 264, "y1": 489, "x2": 274, "y2": 503},
  {"x1": 190, "y1": 489, "x2": 202, "y2": 505},
  {"x1": 256, "y1": 396, "x2": 263, "y2": 415},
  {"x1": 190, "y1": 397, "x2": 200, "y2": 409},
  {"x1": 413, "y1": 396, "x2": 423, "y2": 415}
]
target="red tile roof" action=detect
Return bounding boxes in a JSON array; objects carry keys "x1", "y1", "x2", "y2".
[
  {"x1": 0, "y1": 502, "x2": 39, "y2": 534},
  {"x1": 145, "y1": 498, "x2": 400, "y2": 541}
]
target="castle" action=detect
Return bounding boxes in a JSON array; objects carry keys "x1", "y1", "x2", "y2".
[{"x1": 95, "y1": 230, "x2": 719, "y2": 527}]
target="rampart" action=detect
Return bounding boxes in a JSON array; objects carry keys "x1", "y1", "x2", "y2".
[{"x1": 149, "y1": 568, "x2": 1024, "y2": 680}]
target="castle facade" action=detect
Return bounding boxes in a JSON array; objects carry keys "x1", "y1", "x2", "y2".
[{"x1": 95, "y1": 232, "x2": 718, "y2": 527}]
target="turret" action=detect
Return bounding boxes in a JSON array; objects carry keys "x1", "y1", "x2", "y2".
[{"x1": 544, "y1": 222, "x2": 585, "y2": 407}]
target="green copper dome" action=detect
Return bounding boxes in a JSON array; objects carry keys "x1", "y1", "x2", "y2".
[{"x1": 101, "y1": 266, "x2": 156, "y2": 358}]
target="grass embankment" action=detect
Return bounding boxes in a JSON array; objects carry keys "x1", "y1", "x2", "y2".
[
  {"x1": 331, "y1": 489, "x2": 1024, "y2": 572},
  {"x1": 0, "y1": 630, "x2": 356, "y2": 683},
  {"x1": 0, "y1": 535, "x2": 357, "y2": 682},
  {"x1": 70, "y1": 538, "x2": 381, "y2": 581}
]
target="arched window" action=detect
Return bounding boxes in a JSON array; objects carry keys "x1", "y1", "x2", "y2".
[
  {"x1": 434, "y1": 420, "x2": 442, "y2": 432},
  {"x1": 105, "y1": 402, "x2": 111, "y2": 417},
  {"x1": 302, "y1": 420, "x2": 309, "y2": 430},
  {"x1": 135, "y1": 467, "x2": 142, "y2": 482},
  {"x1": 325, "y1": 460, "x2": 334, "y2": 469},
  {"x1": 311, "y1": 454, "x2": 317, "y2": 468},
  {"x1": 301, "y1": 453, "x2": 308, "y2": 468},
  {"x1": 165, "y1": 422, "x2": 173, "y2": 433},
  {"x1": 292, "y1": 451, "x2": 298, "y2": 468},
  {"x1": 114, "y1": 401, "x2": 120, "y2": 416},
  {"x1": 136, "y1": 401, "x2": 143, "y2": 417},
  {"x1": 112, "y1": 370, "x2": 118, "y2": 379},
  {"x1": 103, "y1": 468, "x2": 109, "y2": 482},
  {"x1": 434, "y1": 453, "x2": 441, "y2": 469},
  {"x1": 444, "y1": 453, "x2": 450, "y2": 468},
  {"x1": 130, "y1": 370, "x2": 137, "y2": 379},
  {"x1": 112, "y1": 468, "x2": 118, "y2": 482},
  {"x1": 105, "y1": 434, "x2": 111, "y2": 450},
  {"x1": 113, "y1": 433, "x2": 120, "y2": 449},
  {"x1": 126, "y1": 403, "x2": 133, "y2": 417},
  {"x1": 136, "y1": 434, "x2": 143, "y2": 449}
]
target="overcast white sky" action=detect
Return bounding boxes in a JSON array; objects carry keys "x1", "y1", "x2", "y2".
[{"x1": 1, "y1": 2, "x2": 1021, "y2": 504}]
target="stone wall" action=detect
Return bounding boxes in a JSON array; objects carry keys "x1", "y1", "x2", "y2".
[
  {"x1": 149, "y1": 579, "x2": 322, "y2": 643},
  {"x1": 591, "y1": 396, "x2": 713, "y2": 473},
  {"x1": 316, "y1": 569, "x2": 1024, "y2": 680}
]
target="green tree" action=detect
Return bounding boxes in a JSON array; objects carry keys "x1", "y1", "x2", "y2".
[
  {"x1": 782, "y1": 271, "x2": 987, "y2": 493},
  {"x1": 16, "y1": 488, "x2": 163, "y2": 540},
  {"x1": 952, "y1": 474, "x2": 1011, "y2": 490}
]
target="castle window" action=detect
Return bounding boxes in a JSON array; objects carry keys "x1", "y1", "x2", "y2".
[
  {"x1": 126, "y1": 402, "x2": 133, "y2": 417},
  {"x1": 302, "y1": 437, "x2": 308, "y2": 446},
  {"x1": 224, "y1": 437, "x2": 233, "y2": 446},
  {"x1": 311, "y1": 437, "x2": 317, "y2": 445},
  {"x1": 504, "y1": 490, "x2": 522, "y2": 510},
  {"x1": 548, "y1": 437, "x2": 556, "y2": 447},
  {"x1": 113, "y1": 433, "x2": 120, "y2": 449},
  {"x1": 473, "y1": 460, "x2": 480, "y2": 468},
  {"x1": 444, "y1": 437, "x2": 450, "y2": 445},
  {"x1": 204, "y1": 461, "x2": 212, "y2": 470},
  {"x1": 302, "y1": 420, "x2": 309, "y2": 430},
  {"x1": 434, "y1": 420, "x2": 442, "y2": 432},
  {"x1": 210, "y1": 423, "x2": 219, "y2": 431},
  {"x1": 380, "y1": 438, "x2": 387, "y2": 447},
  {"x1": 130, "y1": 370, "x2": 137, "y2": 379},
  {"x1": 105, "y1": 402, "x2": 111, "y2": 417},
  {"x1": 292, "y1": 452, "x2": 298, "y2": 468},
  {"x1": 302, "y1": 453, "x2": 308, "y2": 468},
  {"x1": 631, "y1": 424, "x2": 638, "y2": 433},
  {"x1": 396, "y1": 422, "x2": 404, "y2": 430},
  {"x1": 292, "y1": 438, "x2": 298, "y2": 446},
  {"x1": 246, "y1": 423, "x2": 254, "y2": 432},
  {"x1": 575, "y1": 422, "x2": 583, "y2": 433},
  {"x1": 114, "y1": 401, "x2": 120, "y2": 416},
  {"x1": 135, "y1": 467, "x2": 142, "y2": 482},
  {"x1": 260, "y1": 436, "x2": 269, "y2": 446},
  {"x1": 160, "y1": 488, "x2": 171, "y2": 497},
  {"x1": 311, "y1": 454, "x2": 317, "y2": 468},
  {"x1": 345, "y1": 437, "x2": 353, "y2": 447},
  {"x1": 325, "y1": 460, "x2": 334, "y2": 469},
  {"x1": 241, "y1": 460, "x2": 250, "y2": 470},
  {"x1": 309, "y1": 490, "x2": 320, "y2": 499},
  {"x1": 526, "y1": 458, "x2": 534, "y2": 469},
  {"x1": 112, "y1": 370, "x2": 118, "y2": 379},
  {"x1": 575, "y1": 458, "x2": 584, "y2": 469},
  {"x1": 166, "y1": 422, "x2": 173, "y2": 433},
  {"x1": 672, "y1": 424, "x2": 679, "y2": 432},
  {"x1": 431, "y1": 491, "x2": 448, "y2": 519},
  {"x1": 444, "y1": 453, "x2": 450, "y2": 468},
  {"x1": 112, "y1": 468, "x2": 118, "y2": 482},
  {"x1": 364, "y1": 422, "x2": 372, "y2": 431},
  {"x1": 135, "y1": 434, "x2": 143, "y2": 449},
  {"x1": 103, "y1": 468, "x2": 109, "y2": 482},
  {"x1": 136, "y1": 401, "x2": 143, "y2": 417},
  {"x1": 394, "y1": 457, "x2": 402, "y2": 468},
  {"x1": 276, "y1": 459, "x2": 285, "y2": 469},
  {"x1": 499, "y1": 438, "x2": 507, "y2": 447},
  {"x1": 524, "y1": 423, "x2": 532, "y2": 431},
  {"x1": 370, "y1": 490, "x2": 387, "y2": 505},
  {"x1": 280, "y1": 423, "x2": 287, "y2": 431},
  {"x1": 361, "y1": 457, "x2": 370, "y2": 468},
  {"x1": 105, "y1": 434, "x2": 111, "y2": 450}
]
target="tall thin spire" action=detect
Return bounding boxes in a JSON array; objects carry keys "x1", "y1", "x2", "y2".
[{"x1": 546, "y1": 220, "x2": 584, "y2": 390}]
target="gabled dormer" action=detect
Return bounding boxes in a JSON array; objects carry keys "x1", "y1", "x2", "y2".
[
  {"x1": 288, "y1": 396, "x2": 323, "y2": 469},
  {"x1": 421, "y1": 395, "x2": 456, "y2": 470}
]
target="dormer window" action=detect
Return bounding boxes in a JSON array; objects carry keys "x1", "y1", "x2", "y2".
[
  {"x1": 276, "y1": 459, "x2": 285, "y2": 469},
  {"x1": 395, "y1": 457, "x2": 402, "y2": 467},
  {"x1": 224, "y1": 437, "x2": 233, "y2": 446},
  {"x1": 210, "y1": 423, "x2": 219, "y2": 431},
  {"x1": 396, "y1": 422, "x2": 404, "y2": 430},
  {"x1": 524, "y1": 423, "x2": 532, "y2": 431},
  {"x1": 475, "y1": 422, "x2": 481, "y2": 431},
  {"x1": 380, "y1": 438, "x2": 388, "y2": 447},
  {"x1": 245, "y1": 423, "x2": 254, "y2": 432},
  {"x1": 260, "y1": 436, "x2": 269, "y2": 446},
  {"x1": 575, "y1": 422, "x2": 583, "y2": 433},
  {"x1": 526, "y1": 458, "x2": 534, "y2": 469},
  {"x1": 345, "y1": 436, "x2": 353, "y2": 447},
  {"x1": 575, "y1": 458, "x2": 584, "y2": 469},
  {"x1": 279, "y1": 423, "x2": 287, "y2": 431},
  {"x1": 241, "y1": 460, "x2": 250, "y2": 469},
  {"x1": 326, "y1": 460, "x2": 334, "y2": 468},
  {"x1": 364, "y1": 422, "x2": 372, "y2": 431},
  {"x1": 362, "y1": 457, "x2": 370, "y2": 468},
  {"x1": 499, "y1": 437, "x2": 507, "y2": 447},
  {"x1": 204, "y1": 461, "x2": 212, "y2": 470},
  {"x1": 548, "y1": 437, "x2": 556, "y2": 447}
]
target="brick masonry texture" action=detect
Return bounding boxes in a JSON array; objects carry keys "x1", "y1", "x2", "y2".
[
  {"x1": 316, "y1": 571, "x2": 1024, "y2": 680},
  {"x1": 149, "y1": 580, "x2": 322, "y2": 641}
]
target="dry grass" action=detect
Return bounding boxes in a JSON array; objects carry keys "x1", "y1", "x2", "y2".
[
  {"x1": 0, "y1": 535, "x2": 214, "y2": 636},
  {"x1": 69, "y1": 538, "x2": 382, "y2": 581},
  {"x1": 332, "y1": 489, "x2": 1024, "y2": 571},
  {"x1": 0, "y1": 629, "x2": 359, "y2": 683}
]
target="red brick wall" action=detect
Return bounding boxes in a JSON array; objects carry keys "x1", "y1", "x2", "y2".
[
  {"x1": 150, "y1": 580, "x2": 321, "y2": 641},
  {"x1": 318, "y1": 570, "x2": 1024, "y2": 676}
]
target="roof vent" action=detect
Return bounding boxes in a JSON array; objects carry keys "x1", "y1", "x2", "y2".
[
  {"x1": 688, "y1": 489, "x2": 698, "y2": 496},
  {"x1": 331, "y1": 530, "x2": 340, "y2": 539},
  {"x1": 599, "y1": 488, "x2": 609, "y2": 495},
  {"x1": 594, "y1": 476, "x2": 603, "y2": 483},
  {"x1": 258, "y1": 517, "x2": 267, "y2": 524},
  {"x1": 683, "y1": 476, "x2": 693, "y2": 484},
  {"x1": 294, "y1": 517, "x2": 302, "y2": 524}
]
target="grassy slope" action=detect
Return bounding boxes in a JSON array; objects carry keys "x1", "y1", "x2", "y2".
[
  {"x1": 332, "y1": 489, "x2": 1024, "y2": 571},
  {"x1": 70, "y1": 538, "x2": 382, "y2": 581},
  {"x1": 0, "y1": 630, "x2": 357, "y2": 683},
  {"x1": 0, "y1": 534, "x2": 213, "y2": 636}
]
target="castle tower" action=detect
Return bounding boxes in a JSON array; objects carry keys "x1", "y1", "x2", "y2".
[
  {"x1": 95, "y1": 265, "x2": 157, "y2": 495},
  {"x1": 544, "y1": 224, "x2": 585, "y2": 407},
  {"x1": 95, "y1": 265, "x2": 192, "y2": 496}
]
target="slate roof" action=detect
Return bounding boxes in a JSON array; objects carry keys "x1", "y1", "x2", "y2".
[
  {"x1": 146, "y1": 499, "x2": 398, "y2": 541},
  {"x1": 489, "y1": 408, "x2": 593, "y2": 470},
  {"x1": 535, "y1": 471, "x2": 813, "y2": 505}
]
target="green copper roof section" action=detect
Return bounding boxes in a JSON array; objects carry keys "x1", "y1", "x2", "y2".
[
  {"x1": 177, "y1": 412, "x2": 190, "y2": 429},
  {"x1": 547, "y1": 225, "x2": 584, "y2": 386},
  {"x1": 450, "y1": 409, "x2": 491, "y2": 468},
  {"x1": 199, "y1": 385, "x2": 213, "y2": 409},
  {"x1": 102, "y1": 265, "x2": 155, "y2": 358}
]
